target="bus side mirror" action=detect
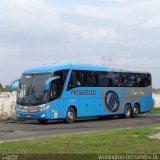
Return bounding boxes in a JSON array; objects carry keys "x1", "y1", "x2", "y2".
[
  {"x1": 10, "y1": 78, "x2": 20, "y2": 92},
  {"x1": 44, "y1": 76, "x2": 60, "y2": 91}
]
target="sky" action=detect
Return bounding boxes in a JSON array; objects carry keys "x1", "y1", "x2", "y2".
[{"x1": 0, "y1": 0, "x2": 160, "y2": 88}]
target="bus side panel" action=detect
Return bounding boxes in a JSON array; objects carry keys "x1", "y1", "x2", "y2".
[
  {"x1": 64, "y1": 87, "x2": 103, "y2": 117},
  {"x1": 61, "y1": 86, "x2": 152, "y2": 119},
  {"x1": 137, "y1": 95, "x2": 152, "y2": 113},
  {"x1": 138, "y1": 86, "x2": 152, "y2": 113},
  {"x1": 62, "y1": 97, "x2": 80, "y2": 117},
  {"x1": 100, "y1": 87, "x2": 130, "y2": 116}
]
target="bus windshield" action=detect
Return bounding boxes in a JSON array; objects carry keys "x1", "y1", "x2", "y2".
[{"x1": 17, "y1": 73, "x2": 51, "y2": 106}]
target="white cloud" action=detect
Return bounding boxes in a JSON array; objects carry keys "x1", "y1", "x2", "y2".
[
  {"x1": 0, "y1": 0, "x2": 69, "y2": 37},
  {"x1": 143, "y1": 16, "x2": 160, "y2": 29},
  {"x1": 81, "y1": 28, "x2": 119, "y2": 41},
  {"x1": 0, "y1": 46, "x2": 22, "y2": 57},
  {"x1": 102, "y1": 0, "x2": 127, "y2": 2},
  {"x1": 0, "y1": 0, "x2": 160, "y2": 87}
]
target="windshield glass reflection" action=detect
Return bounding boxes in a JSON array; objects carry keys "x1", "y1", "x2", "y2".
[{"x1": 17, "y1": 74, "x2": 51, "y2": 106}]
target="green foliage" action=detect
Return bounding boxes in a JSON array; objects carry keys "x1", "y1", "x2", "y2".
[
  {"x1": 152, "y1": 107, "x2": 160, "y2": 113},
  {"x1": 0, "y1": 83, "x2": 10, "y2": 92}
]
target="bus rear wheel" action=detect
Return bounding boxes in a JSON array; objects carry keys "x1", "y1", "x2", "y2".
[
  {"x1": 66, "y1": 107, "x2": 76, "y2": 124},
  {"x1": 132, "y1": 104, "x2": 140, "y2": 118},
  {"x1": 124, "y1": 104, "x2": 132, "y2": 118}
]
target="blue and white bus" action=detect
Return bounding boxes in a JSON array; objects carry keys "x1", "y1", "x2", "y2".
[{"x1": 10, "y1": 64, "x2": 152, "y2": 123}]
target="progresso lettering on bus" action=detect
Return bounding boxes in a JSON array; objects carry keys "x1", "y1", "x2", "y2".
[{"x1": 71, "y1": 90, "x2": 96, "y2": 96}]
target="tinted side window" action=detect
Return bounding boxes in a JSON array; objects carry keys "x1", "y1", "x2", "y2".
[
  {"x1": 53, "y1": 70, "x2": 68, "y2": 94},
  {"x1": 68, "y1": 70, "x2": 99, "y2": 89},
  {"x1": 141, "y1": 73, "x2": 151, "y2": 87},
  {"x1": 67, "y1": 70, "x2": 151, "y2": 89},
  {"x1": 118, "y1": 73, "x2": 151, "y2": 87},
  {"x1": 98, "y1": 72, "x2": 112, "y2": 87},
  {"x1": 85, "y1": 71, "x2": 98, "y2": 86},
  {"x1": 125, "y1": 73, "x2": 151, "y2": 87},
  {"x1": 54, "y1": 70, "x2": 68, "y2": 84},
  {"x1": 98, "y1": 72, "x2": 151, "y2": 87},
  {"x1": 68, "y1": 71, "x2": 81, "y2": 90}
]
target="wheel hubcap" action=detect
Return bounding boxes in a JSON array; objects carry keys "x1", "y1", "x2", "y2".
[
  {"x1": 125, "y1": 107, "x2": 131, "y2": 116},
  {"x1": 68, "y1": 111, "x2": 74, "y2": 120},
  {"x1": 134, "y1": 107, "x2": 139, "y2": 115}
]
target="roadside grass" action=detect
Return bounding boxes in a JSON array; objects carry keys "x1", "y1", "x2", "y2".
[
  {"x1": 151, "y1": 107, "x2": 160, "y2": 113},
  {"x1": 0, "y1": 127, "x2": 160, "y2": 155}
]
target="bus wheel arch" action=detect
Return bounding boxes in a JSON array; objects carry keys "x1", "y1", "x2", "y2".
[
  {"x1": 124, "y1": 103, "x2": 132, "y2": 118},
  {"x1": 132, "y1": 103, "x2": 140, "y2": 118},
  {"x1": 65, "y1": 106, "x2": 77, "y2": 124}
]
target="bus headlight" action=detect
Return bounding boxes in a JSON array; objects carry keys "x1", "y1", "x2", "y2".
[
  {"x1": 45, "y1": 106, "x2": 50, "y2": 110},
  {"x1": 41, "y1": 114, "x2": 46, "y2": 118},
  {"x1": 16, "y1": 104, "x2": 51, "y2": 113},
  {"x1": 39, "y1": 105, "x2": 50, "y2": 111}
]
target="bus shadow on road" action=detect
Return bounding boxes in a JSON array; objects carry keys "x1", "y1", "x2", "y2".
[{"x1": 7, "y1": 115, "x2": 144, "y2": 125}]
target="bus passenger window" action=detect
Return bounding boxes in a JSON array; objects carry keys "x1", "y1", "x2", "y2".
[
  {"x1": 68, "y1": 77, "x2": 75, "y2": 89},
  {"x1": 93, "y1": 73, "x2": 99, "y2": 86},
  {"x1": 68, "y1": 71, "x2": 81, "y2": 89},
  {"x1": 76, "y1": 73, "x2": 81, "y2": 87},
  {"x1": 50, "y1": 81, "x2": 59, "y2": 100}
]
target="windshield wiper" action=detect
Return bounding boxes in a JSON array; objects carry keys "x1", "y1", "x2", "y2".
[{"x1": 21, "y1": 86, "x2": 30, "y2": 105}]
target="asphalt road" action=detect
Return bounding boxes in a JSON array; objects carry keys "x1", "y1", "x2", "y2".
[{"x1": 0, "y1": 113, "x2": 160, "y2": 142}]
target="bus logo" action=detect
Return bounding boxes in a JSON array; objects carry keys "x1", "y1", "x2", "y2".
[{"x1": 105, "y1": 90, "x2": 120, "y2": 112}]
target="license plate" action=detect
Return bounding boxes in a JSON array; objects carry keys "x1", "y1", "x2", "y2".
[{"x1": 26, "y1": 115, "x2": 32, "y2": 119}]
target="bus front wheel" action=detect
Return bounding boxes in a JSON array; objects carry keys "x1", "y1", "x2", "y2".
[
  {"x1": 132, "y1": 104, "x2": 140, "y2": 118},
  {"x1": 124, "y1": 104, "x2": 132, "y2": 118},
  {"x1": 66, "y1": 107, "x2": 76, "y2": 124}
]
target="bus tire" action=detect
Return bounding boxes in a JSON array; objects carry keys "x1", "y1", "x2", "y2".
[
  {"x1": 66, "y1": 107, "x2": 76, "y2": 124},
  {"x1": 124, "y1": 104, "x2": 132, "y2": 118},
  {"x1": 38, "y1": 119, "x2": 48, "y2": 124},
  {"x1": 132, "y1": 104, "x2": 140, "y2": 118}
]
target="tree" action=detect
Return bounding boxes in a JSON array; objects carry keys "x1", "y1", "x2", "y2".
[
  {"x1": 0, "y1": 83, "x2": 10, "y2": 92},
  {"x1": 0, "y1": 83, "x2": 3, "y2": 92},
  {"x1": 3, "y1": 85, "x2": 10, "y2": 92}
]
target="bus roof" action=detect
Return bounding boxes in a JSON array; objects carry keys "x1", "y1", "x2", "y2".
[
  {"x1": 23, "y1": 64, "x2": 150, "y2": 74},
  {"x1": 23, "y1": 64, "x2": 109, "y2": 74}
]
